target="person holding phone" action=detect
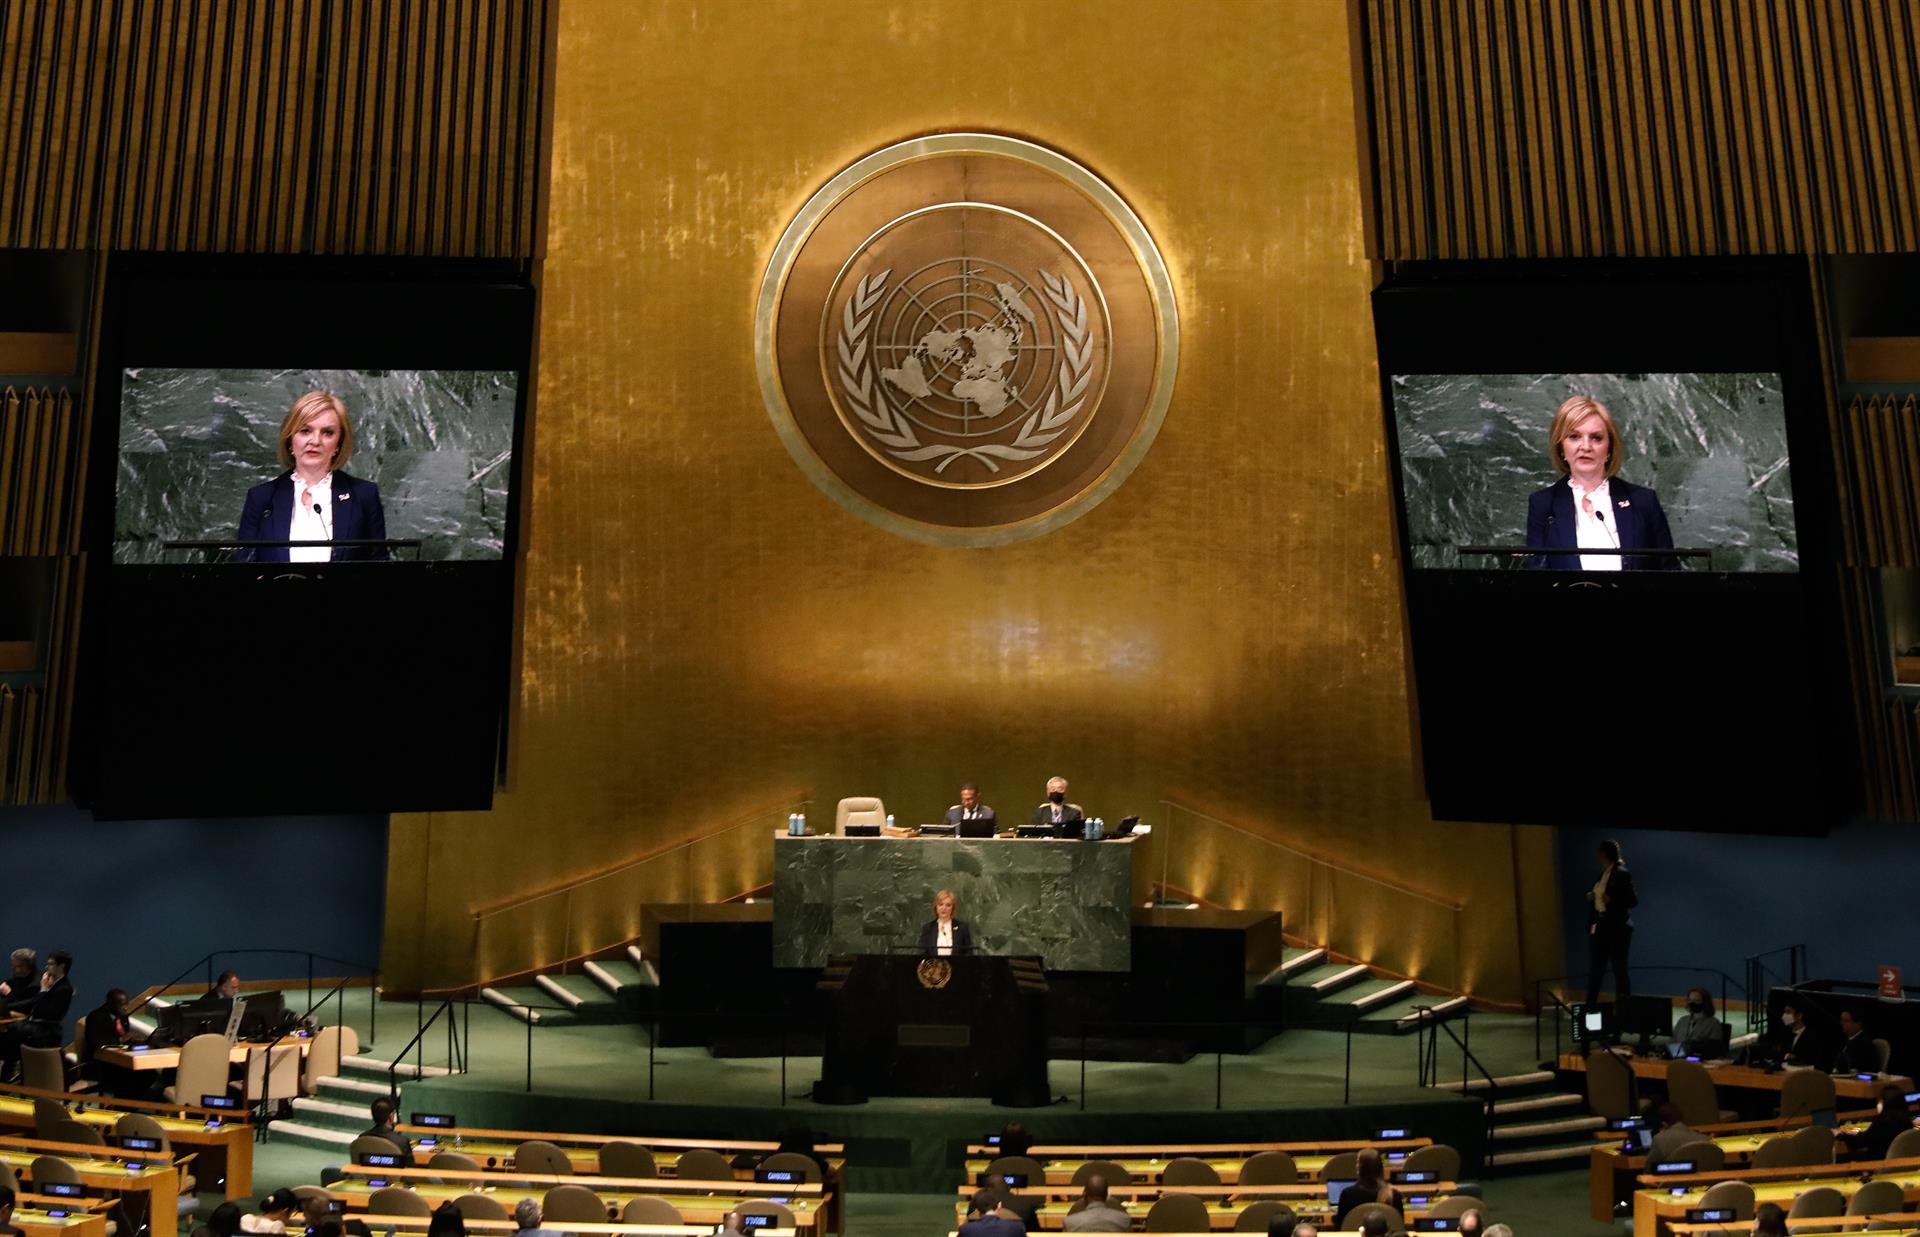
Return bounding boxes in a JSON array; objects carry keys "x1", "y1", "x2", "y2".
[{"x1": 234, "y1": 391, "x2": 388, "y2": 563}]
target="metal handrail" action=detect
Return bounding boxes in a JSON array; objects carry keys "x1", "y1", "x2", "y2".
[
  {"x1": 1159, "y1": 802, "x2": 1462, "y2": 910},
  {"x1": 1160, "y1": 800, "x2": 1466, "y2": 994},
  {"x1": 387, "y1": 998, "x2": 470, "y2": 1098},
  {"x1": 471, "y1": 796, "x2": 813, "y2": 922},
  {"x1": 1744, "y1": 944, "x2": 1808, "y2": 1041},
  {"x1": 128, "y1": 948, "x2": 378, "y2": 1042},
  {"x1": 1418, "y1": 1006, "x2": 1498, "y2": 1153},
  {"x1": 1532, "y1": 964, "x2": 1757, "y2": 1060}
]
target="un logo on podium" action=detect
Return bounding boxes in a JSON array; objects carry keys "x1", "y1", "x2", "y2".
[
  {"x1": 757, "y1": 134, "x2": 1178, "y2": 546},
  {"x1": 916, "y1": 959, "x2": 953, "y2": 990}
]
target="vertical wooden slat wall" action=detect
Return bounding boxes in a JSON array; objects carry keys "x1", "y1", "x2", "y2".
[
  {"x1": 1354, "y1": 0, "x2": 1920, "y2": 818},
  {"x1": 1358, "y1": 0, "x2": 1920, "y2": 258},
  {"x1": 0, "y1": 0, "x2": 552, "y2": 255},
  {"x1": 0, "y1": 1, "x2": 552, "y2": 806}
]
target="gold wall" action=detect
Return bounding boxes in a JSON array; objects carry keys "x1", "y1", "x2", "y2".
[{"x1": 384, "y1": 0, "x2": 1564, "y2": 1003}]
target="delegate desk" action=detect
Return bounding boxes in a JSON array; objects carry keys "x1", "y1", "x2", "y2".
[
  {"x1": 1585, "y1": 1112, "x2": 1873, "y2": 1220},
  {"x1": 772, "y1": 831, "x2": 1138, "y2": 971},
  {"x1": 955, "y1": 1182, "x2": 1457, "y2": 1231},
  {"x1": 338, "y1": 1166, "x2": 830, "y2": 1234},
  {"x1": 0, "y1": 1084, "x2": 255, "y2": 1198},
  {"x1": 16, "y1": 1207, "x2": 110, "y2": 1237},
  {"x1": 350, "y1": 1221, "x2": 795, "y2": 1237},
  {"x1": 396, "y1": 1124, "x2": 846, "y2": 1174},
  {"x1": 1631, "y1": 1156, "x2": 1920, "y2": 1237},
  {"x1": 0, "y1": 1135, "x2": 181, "y2": 1237},
  {"x1": 963, "y1": 1138, "x2": 1434, "y2": 1187},
  {"x1": 94, "y1": 1034, "x2": 314, "y2": 1072},
  {"x1": 1558, "y1": 1051, "x2": 1912, "y2": 1101}
]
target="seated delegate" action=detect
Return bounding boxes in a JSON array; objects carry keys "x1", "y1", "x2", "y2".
[
  {"x1": 1834, "y1": 1008, "x2": 1881, "y2": 1075},
  {"x1": 1030, "y1": 776, "x2": 1085, "y2": 837},
  {"x1": 1670, "y1": 987, "x2": 1726, "y2": 1057},
  {"x1": 946, "y1": 783, "x2": 997, "y2": 836}
]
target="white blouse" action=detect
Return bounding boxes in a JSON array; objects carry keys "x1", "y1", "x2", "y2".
[
  {"x1": 288, "y1": 473, "x2": 334, "y2": 563},
  {"x1": 1571, "y1": 479, "x2": 1621, "y2": 571}
]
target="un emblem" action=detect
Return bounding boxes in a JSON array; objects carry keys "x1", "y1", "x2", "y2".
[
  {"x1": 916, "y1": 958, "x2": 953, "y2": 989},
  {"x1": 757, "y1": 134, "x2": 1178, "y2": 546}
]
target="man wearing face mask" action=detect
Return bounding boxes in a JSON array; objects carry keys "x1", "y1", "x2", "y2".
[
  {"x1": 1030, "y1": 776, "x2": 1085, "y2": 838},
  {"x1": 1671, "y1": 988, "x2": 1727, "y2": 1058},
  {"x1": 1768, "y1": 999, "x2": 1826, "y2": 1068}
]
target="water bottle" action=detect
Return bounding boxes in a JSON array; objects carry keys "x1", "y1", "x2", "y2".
[
  {"x1": 787, "y1": 813, "x2": 799, "y2": 836},
  {"x1": 885, "y1": 814, "x2": 896, "y2": 830},
  {"x1": 797, "y1": 812, "x2": 807, "y2": 835}
]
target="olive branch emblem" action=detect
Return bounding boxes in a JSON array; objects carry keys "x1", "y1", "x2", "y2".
[{"x1": 836, "y1": 267, "x2": 1096, "y2": 476}]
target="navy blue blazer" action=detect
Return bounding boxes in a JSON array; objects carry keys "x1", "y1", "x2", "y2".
[
  {"x1": 234, "y1": 471, "x2": 389, "y2": 562},
  {"x1": 1525, "y1": 477, "x2": 1677, "y2": 570}
]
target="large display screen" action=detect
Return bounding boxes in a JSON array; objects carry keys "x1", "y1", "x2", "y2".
[
  {"x1": 113, "y1": 368, "x2": 517, "y2": 564},
  {"x1": 1391, "y1": 371, "x2": 1796, "y2": 572}
]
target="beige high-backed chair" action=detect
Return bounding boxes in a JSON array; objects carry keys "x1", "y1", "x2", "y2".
[{"x1": 834, "y1": 797, "x2": 886, "y2": 834}]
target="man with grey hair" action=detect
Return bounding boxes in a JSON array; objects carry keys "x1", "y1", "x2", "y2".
[
  {"x1": 1482, "y1": 1225, "x2": 1513, "y2": 1237},
  {"x1": 512, "y1": 1199, "x2": 558, "y2": 1237},
  {"x1": 0, "y1": 950, "x2": 36, "y2": 1016},
  {"x1": 1292, "y1": 1224, "x2": 1318, "y2": 1237},
  {"x1": 1032, "y1": 776, "x2": 1084, "y2": 837}
]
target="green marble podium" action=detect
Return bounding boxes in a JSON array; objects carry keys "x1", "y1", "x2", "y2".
[{"x1": 771, "y1": 833, "x2": 1137, "y2": 972}]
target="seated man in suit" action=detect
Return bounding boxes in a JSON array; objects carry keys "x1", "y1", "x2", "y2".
[
  {"x1": 946, "y1": 783, "x2": 998, "y2": 836},
  {"x1": 361, "y1": 1097, "x2": 414, "y2": 1162},
  {"x1": 1646, "y1": 1103, "x2": 1701, "y2": 1170},
  {"x1": 1030, "y1": 776, "x2": 1084, "y2": 838},
  {"x1": 957, "y1": 1189, "x2": 1025, "y2": 1237},
  {"x1": 0, "y1": 950, "x2": 38, "y2": 1018},
  {"x1": 1834, "y1": 1008, "x2": 1881, "y2": 1075},
  {"x1": 205, "y1": 970, "x2": 241, "y2": 1002},
  {"x1": 82, "y1": 987, "x2": 154, "y2": 1098},
  {"x1": 1061, "y1": 1176, "x2": 1128, "y2": 1232},
  {"x1": 0, "y1": 950, "x2": 73, "y2": 1079},
  {"x1": 918, "y1": 890, "x2": 973, "y2": 958}
]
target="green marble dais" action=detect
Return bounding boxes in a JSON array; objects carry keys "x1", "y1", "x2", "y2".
[{"x1": 771, "y1": 834, "x2": 1134, "y2": 971}]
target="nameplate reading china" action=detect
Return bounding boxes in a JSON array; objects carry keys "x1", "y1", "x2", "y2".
[{"x1": 756, "y1": 134, "x2": 1179, "y2": 546}]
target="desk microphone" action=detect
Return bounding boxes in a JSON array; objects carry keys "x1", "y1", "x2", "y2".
[
  {"x1": 314, "y1": 500, "x2": 332, "y2": 541},
  {"x1": 1593, "y1": 509, "x2": 1605, "y2": 521}
]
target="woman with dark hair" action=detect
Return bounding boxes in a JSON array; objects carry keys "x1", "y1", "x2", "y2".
[
  {"x1": 1671, "y1": 987, "x2": 1725, "y2": 1056},
  {"x1": 1332, "y1": 1148, "x2": 1400, "y2": 1229},
  {"x1": 1752, "y1": 1202, "x2": 1788, "y2": 1237},
  {"x1": 425, "y1": 1205, "x2": 465, "y2": 1237},
  {"x1": 1585, "y1": 840, "x2": 1638, "y2": 1010},
  {"x1": 1852, "y1": 1086, "x2": 1915, "y2": 1162},
  {"x1": 199, "y1": 1203, "x2": 243, "y2": 1237}
]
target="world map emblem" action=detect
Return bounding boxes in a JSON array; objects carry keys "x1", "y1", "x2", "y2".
[{"x1": 757, "y1": 134, "x2": 1178, "y2": 546}]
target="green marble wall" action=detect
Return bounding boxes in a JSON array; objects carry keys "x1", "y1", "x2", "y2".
[{"x1": 771, "y1": 835, "x2": 1135, "y2": 971}]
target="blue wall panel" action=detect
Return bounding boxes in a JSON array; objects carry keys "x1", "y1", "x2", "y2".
[{"x1": 0, "y1": 806, "x2": 387, "y2": 1017}]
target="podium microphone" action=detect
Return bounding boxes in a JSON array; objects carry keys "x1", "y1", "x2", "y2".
[{"x1": 314, "y1": 500, "x2": 332, "y2": 541}]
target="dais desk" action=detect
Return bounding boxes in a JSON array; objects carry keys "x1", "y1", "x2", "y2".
[
  {"x1": 94, "y1": 1035, "x2": 314, "y2": 1072},
  {"x1": 772, "y1": 831, "x2": 1139, "y2": 970}
]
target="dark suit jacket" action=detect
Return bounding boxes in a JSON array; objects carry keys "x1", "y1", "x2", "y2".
[
  {"x1": 945, "y1": 805, "x2": 998, "y2": 833},
  {"x1": 1774, "y1": 1023, "x2": 1828, "y2": 1068},
  {"x1": 1030, "y1": 802, "x2": 1085, "y2": 837},
  {"x1": 1835, "y1": 1031, "x2": 1882, "y2": 1075},
  {"x1": 918, "y1": 919, "x2": 973, "y2": 956},
  {"x1": 1586, "y1": 863, "x2": 1638, "y2": 933},
  {"x1": 1852, "y1": 1108, "x2": 1912, "y2": 1162},
  {"x1": 1, "y1": 976, "x2": 36, "y2": 1017},
  {"x1": 23, "y1": 977, "x2": 72, "y2": 1044},
  {"x1": 234, "y1": 471, "x2": 389, "y2": 562},
  {"x1": 83, "y1": 1006, "x2": 131, "y2": 1050},
  {"x1": 1526, "y1": 477, "x2": 1678, "y2": 570}
]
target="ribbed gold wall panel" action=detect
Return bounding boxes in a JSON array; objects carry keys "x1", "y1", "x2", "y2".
[
  {"x1": 1839, "y1": 395, "x2": 1920, "y2": 567},
  {"x1": 0, "y1": 0, "x2": 550, "y2": 254},
  {"x1": 0, "y1": 385, "x2": 78, "y2": 557},
  {"x1": 1358, "y1": 0, "x2": 1920, "y2": 258}
]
